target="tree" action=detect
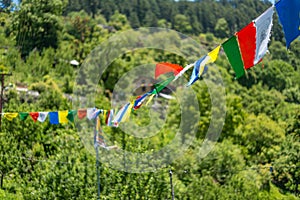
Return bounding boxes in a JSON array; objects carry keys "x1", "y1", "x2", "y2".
[
  {"x1": 108, "y1": 11, "x2": 131, "y2": 31},
  {"x1": 273, "y1": 133, "x2": 300, "y2": 195},
  {"x1": 235, "y1": 114, "x2": 285, "y2": 164},
  {"x1": 214, "y1": 18, "x2": 229, "y2": 38},
  {"x1": 12, "y1": 0, "x2": 67, "y2": 57},
  {"x1": 173, "y1": 14, "x2": 192, "y2": 34}
]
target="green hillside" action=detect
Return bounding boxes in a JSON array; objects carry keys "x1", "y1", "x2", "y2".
[{"x1": 0, "y1": 0, "x2": 299, "y2": 199}]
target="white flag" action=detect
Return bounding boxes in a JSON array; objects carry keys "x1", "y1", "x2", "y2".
[
  {"x1": 254, "y1": 6, "x2": 274, "y2": 64},
  {"x1": 37, "y1": 112, "x2": 49, "y2": 123}
]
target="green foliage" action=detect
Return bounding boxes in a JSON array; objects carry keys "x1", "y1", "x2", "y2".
[
  {"x1": 214, "y1": 18, "x2": 230, "y2": 38},
  {"x1": 235, "y1": 114, "x2": 285, "y2": 164},
  {"x1": 0, "y1": 0, "x2": 298, "y2": 199},
  {"x1": 11, "y1": 0, "x2": 68, "y2": 57}
]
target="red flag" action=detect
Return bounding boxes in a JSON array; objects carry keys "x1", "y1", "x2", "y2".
[
  {"x1": 29, "y1": 112, "x2": 39, "y2": 122},
  {"x1": 236, "y1": 22, "x2": 256, "y2": 69},
  {"x1": 155, "y1": 63, "x2": 183, "y2": 79},
  {"x1": 77, "y1": 109, "x2": 87, "y2": 119}
]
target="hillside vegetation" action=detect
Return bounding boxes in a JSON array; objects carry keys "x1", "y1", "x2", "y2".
[{"x1": 0, "y1": 0, "x2": 299, "y2": 199}]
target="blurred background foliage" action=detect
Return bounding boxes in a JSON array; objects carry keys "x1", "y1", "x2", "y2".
[{"x1": 0, "y1": 0, "x2": 299, "y2": 199}]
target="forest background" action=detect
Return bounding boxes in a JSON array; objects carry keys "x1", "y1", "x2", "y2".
[{"x1": 0, "y1": 0, "x2": 299, "y2": 199}]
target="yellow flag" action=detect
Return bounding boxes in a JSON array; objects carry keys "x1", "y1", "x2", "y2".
[
  {"x1": 146, "y1": 94, "x2": 155, "y2": 106},
  {"x1": 58, "y1": 110, "x2": 69, "y2": 124},
  {"x1": 208, "y1": 45, "x2": 221, "y2": 63},
  {"x1": 103, "y1": 110, "x2": 107, "y2": 121},
  {"x1": 121, "y1": 103, "x2": 134, "y2": 122},
  {"x1": 97, "y1": 116, "x2": 101, "y2": 131},
  {"x1": 4, "y1": 113, "x2": 18, "y2": 121}
]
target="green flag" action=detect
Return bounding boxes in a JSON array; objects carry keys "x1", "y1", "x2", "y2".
[
  {"x1": 222, "y1": 36, "x2": 245, "y2": 79},
  {"x1": 19, "y1": 112, "x2": 29, "y2": 121},
  {"x1": 67, "y1": 110, "x2": 77, "y2": 122},
  {"x1": 152, "y1": 75, "x2": 175, "y2": 95}
]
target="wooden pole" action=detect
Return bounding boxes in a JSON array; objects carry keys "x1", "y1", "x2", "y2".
[
  {"x1": 0, "y1": 72, "x2": 12, "y2": 130},
  {"x1": 169, "y1": 170, "x2": 175, "y2": 200},
  {"x1": 94, "y1": 118, "x2": 101, "y2": 200},
  {"x1": 96, "y1": 145, "x2": 101, "y2": 200}
]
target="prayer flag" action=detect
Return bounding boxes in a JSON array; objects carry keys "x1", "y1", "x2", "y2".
[
  {"x1": 207, "y1": 45, "x2": 221, "y2": 63},
  {"x1": 121, "y1": 103, "x2": 134, "y2": 122},
  {"x1": 146, "y1": 94, "x2": 155, "y2": 106},
  {"x1": 112, "y1": 103, "x2": 130, "y2": 126},
  {"x1": 77, "y1": 109, "x2": 87, "y2": 119},
  {"x1": 49, "y1": 112, "x2": 59, "y2": 125},
  {"x1": 222, "y1": 36, "x2": 245, "y2": 79},
  {"x1": 133, "y1": 93, "x2": 149, "y2": 110},
  {"x1": 67, "y1": 110, "x2": 76, "y2": 122},
  {"x1": 58, "y1": 110, "x2": 69, "y2": 124},
  {"x1": 87, "y1": 108, "x2": 96, "y2": 120},
  {"x1": 236, "y1": 22, "x2": 256, "y2": 69},
  {"x1": 155, "y1": 63, "x2": 183, "y2": 79},
  {"x1": 254, "y1": 6, "x2": 274, "y2": 64},
  {"x1": 29, "y1": 112, "x2": 39, "y2": 122},
  {"x1": 106, "y1": 109, "x2": 114, "y2": 126},
  {"x1": 152, "y1": 75, "x2": 175, "y2": 95},
  {"x1": 187, "y1": 56, "x2": 208, "y2": 86},
  {"x1": 94, "y1": 117, "x2": 107, "y2": 149},
  {"x1": 4, "y1": 113, "x2": 18, "y2": 121},
  {"x1": 19, "y1": 112, "x2": 29, "y2": 121},
  {"x1": 37, "y1": 112, "x2": 48, "y2": 123},
  {"x1": 276, "y1": 0, "x2": 300, "y2": 48},
  {"x1": 87, "y1": 108, "x2": 101, "y2": 120}
]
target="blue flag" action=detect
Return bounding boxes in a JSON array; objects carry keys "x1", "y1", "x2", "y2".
[
  {"x1": 49, "y1": 112, "x2": 59, "y2": 125},
  {"x1": 275, "y1": 0, "x2": 300, "y2": 48},
  {"x1": 187, "y1": 56, "x2": 208, "y2": 86}
]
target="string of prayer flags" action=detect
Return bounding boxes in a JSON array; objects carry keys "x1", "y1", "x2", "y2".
[
  {"x1": 19, "y1": 112, "x2": 29, "y2": 121},
  {"x1": 29, "y1": 112, "x2": 39, "y2": 122},
  {"x1": 155, "y1": 63, "x2": 183, "y2": 79},
  {"x1": 222, "y1": 6, "x2": 274, "y2": 78},
  {"x1": 3, "y1": 113, "x2": 18, "y2": 121},
  {"x1": 275, "y1": 0, "x2": 300, "y2": 48},
  {"x1": 38, "y1": 112, "x2": 48, "y2": 123},
  {"x1": 58, "y1": 110, "x2": 69, "y2": 124},
  {"x1": 1, "y1": 4, "x2": 299, "y2": 128},
  {"x1": 49, "y1": 112, "x2": 59, "y2": 125}
]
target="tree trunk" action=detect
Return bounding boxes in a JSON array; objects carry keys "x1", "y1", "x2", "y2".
[{"x1": 0, "y1": 173, "x2": 4, "y2": 189}]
